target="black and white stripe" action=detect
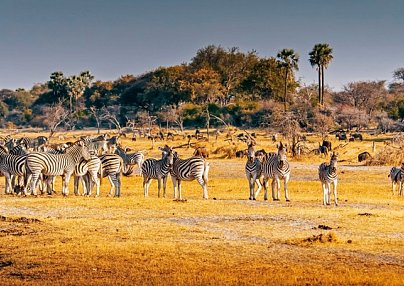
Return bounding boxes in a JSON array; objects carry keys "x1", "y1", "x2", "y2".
[
  {"x1": 73, "y1": 155, "x2": 103, "y2": 197},
  {"x1": 23, "y1": 142, "x2": 91, "y2": 196},
  {"x1": 260, "y1": 142, "x2": 291, "y2": 201},
  {"x1": 115, "y1": 146, "x2": 144, "y2": 176},
  {"x1": 245, "y1": 144, "x2": 262, "y2": 200},
  {"x1": 166, "y1": 146, "x2": 209, "y2": 200},
  {"x1": 389, "y1": 164, "x2": 404, "y2": 196},
  {"x1": 141, "y1": 147, "x2": 174, "y2": 198},
  {"x1": 0, "y1": 154, "x2": 27, "y2": 194},
  {"x1": 98, "y1": 153, "x2": 124, "y2": 197},
  {"x1": 319, "y1": 152, "x2": 338, "y2": 205}
]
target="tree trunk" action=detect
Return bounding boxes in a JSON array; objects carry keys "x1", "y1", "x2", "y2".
[
  {"x1": 206, "y1": 106, "x2": 210, "y2": 142},
  {"x1": 284, "y1": 69, "x2": 288, "y2": 112},
  {"x1": 318, "y1": 66, "x2": 322, "y2": 107},
  {"x1": 321, "y1": 65, "x2": 325, "y2": 106}
]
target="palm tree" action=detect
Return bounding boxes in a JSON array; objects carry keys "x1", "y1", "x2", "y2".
[
  {"x1": 277, "y1": 49, "x2": 299, "y2": 111},
  {"x1": 309, "y1": 43, "x2": 333, "y2": 107}
]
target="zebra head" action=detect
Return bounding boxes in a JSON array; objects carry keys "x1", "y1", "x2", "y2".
[
  {"x1": 76, "y1": 140, "x2": 92, "y2": 161},
  {"x1": 277, "y1": 142, "x2": 287, "y2": 168},
  {"x1": 247, "y1": 143, "x2": 256, "y2": 163},
  {"x1": 330, "y1": 152, "x2": 338, "y2": 172},
  {"x1": 162, "y1": 147, "x2": 175, "y2": 167}
]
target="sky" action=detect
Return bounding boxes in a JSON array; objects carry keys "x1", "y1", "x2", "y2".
[{"x1": 0, "y1": 0, "x2": 403, "y2": 91}]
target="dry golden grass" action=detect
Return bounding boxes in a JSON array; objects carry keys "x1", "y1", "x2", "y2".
[{"x1": 0, "y1": 129, "x2": 403, "y2": 285}]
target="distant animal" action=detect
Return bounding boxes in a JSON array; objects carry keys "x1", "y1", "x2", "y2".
[
  {"x1": 388, "y1": 165, "x2": 404, "y2": 196},
  {"x1": 235, "y1": 150, "x2": 247, "y2": 158},
  {"x1": 358, "y1": 152, "x2": 372, "y2": 162},
  {"x1": 193, "y1": 147, "x2": 209, "y2": 158},
  {"x1": 349, "y1": 137, "x2": 355, "y2": 142},
  {"x1": 351, "y1": 133, "x2": 363, "y2": 141},
  {"x1": 318, "y1": 144, "x2": 328, "y2": 156},
  {"x1": 319, "y1": 152, "x2": 339, "y2": 206},
  {"x1": 254, "y1": 149, "x2": 267, "y2": 158},
  {"x1": 336, "y1": 133, "x2": 347, "y2": 141},
  {"x1": 322, "y1": 140, "x2": 332, "y2": 151}
]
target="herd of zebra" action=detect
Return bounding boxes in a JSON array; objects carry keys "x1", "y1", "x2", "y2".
[
  {"x1": 0, "y1": 134, "x2": 209, "y2": 200},
  {"x1": 0, "y1": 133, "x2": 402, "y2": 203},
  {"x1": 246, "y1": 137, "x2": 404, "y2": 206}
]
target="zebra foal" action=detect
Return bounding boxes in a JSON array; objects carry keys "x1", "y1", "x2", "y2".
[
  {"x1": 319, "y1": 152, "x2": 339, "y2": 206},
  {"x1": 142, "y1": 146, "x2": 174, "y2": 198}
]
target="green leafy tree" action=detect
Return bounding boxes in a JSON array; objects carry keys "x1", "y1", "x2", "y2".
[
  {"x1": 309, "y1": 43, "x2": 333, "y2": 106},
  {"x1": 277, "y1": 48, "x2": 299, "y2": 111}
]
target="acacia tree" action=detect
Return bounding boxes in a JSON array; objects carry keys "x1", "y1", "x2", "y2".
[
  {"x1": 277, "y1": 49, "x2": 299, "y2": 111},
  {"x1": 42, "y1": 100, "x2": 69, "y2": 139},
  {"x1": 309, "y1": 43, "x2": 333, "y2": 107}
]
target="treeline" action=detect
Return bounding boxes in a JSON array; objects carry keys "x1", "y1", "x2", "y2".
[{"x1": 1, "y1": 45, "x2": 404, "y2": 134}]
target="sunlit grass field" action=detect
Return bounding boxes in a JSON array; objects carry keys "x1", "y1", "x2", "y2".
[{"x1": 0, "y1": 129, "x2": 403, "y2": 285}]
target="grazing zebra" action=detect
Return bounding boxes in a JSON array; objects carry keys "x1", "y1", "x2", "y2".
[
  {"x1": 142, "y1": 146, "x2": 174, "y2": 198},
  {"x1": 163, "y1": 145, "x2": 209, "y2": 200},
  {"x1": 73, "y1": 155, "x2": 103, "y2": 197},
  {"x1": 115, "y1": 146, "x2": 144, "y2": 176},
  {"x1": 9, "y1": 143, "x2": 29, "y2": 155},
  {"x1": 98, "y1": 153, "x2": 124, "y2": 197},
  {"x1": 245, "y1": 143, "x2": 262, "y2": 200},
  {"x1": 258, "y1": 142, "x2": 291, "y2": 201},
  {"x1": 319, "y1": 152, "x2": 339, "y2": 206},
  {"x1": 23, "y1": 141, "x2": 91, "y2": 196},
  {"x1": 388, "y1": 164, "x2": 404, "y2": 196}
]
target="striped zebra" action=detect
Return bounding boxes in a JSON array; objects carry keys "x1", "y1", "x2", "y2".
[
  {"x1": 115, "y1": 146, "x2": 144, "y2": 176},
  {"x1": 245, "y1": 143, "x2": 262, "y2": 200},
  {"x1": 73, "y1": 155, "x2": 103, "y2": 197},
  {"x1": 388, "y1": 164, "x2": 404, "y2": 196},
  {"x1": 258, "y1": 142, "x2": 291, "y2": 201},
  {"x1": 164, "y1": 146, "x2": 209, "y2": 200},
  {"x1": 9, "y1": 144, "x2": 29, "y2": 155},
  {"x1": 142, "y1": 146, "x2": 174, "y2": 198},
  {"x1": 98, "y1": 153, "x2": 124, "y2": 197},
  {"x1": 0, "y1": 153, "x2": 27, "y2": 194},
  {"x1": 23, "y1": 141, "x2": 91, "y2": 196},
  {"x1": 319, "y1": 152, "x2": 339, "y2": 206},
  {"x1": 17, "y1": 136, "x2": 48, "y2": 151}
]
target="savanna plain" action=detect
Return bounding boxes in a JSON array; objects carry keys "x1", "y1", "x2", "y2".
[{"x1": 0, "y1": 130, "x2": 403, "y2": 286}]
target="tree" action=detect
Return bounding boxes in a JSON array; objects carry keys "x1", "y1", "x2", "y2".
[
  {"x1": 277, "y1": 49, "x2": 299, "y2": 111},
  {"x1": 393, "y1": 68, "x2": 404, "y2": 82},
  {"x1": 309, "y1": 43, "x2": 333, "y2": 107},
  {"x1": 66, "y1": 71, "x2": 94, "y2": 114},
  {"x1": 42, "y1": 100, "x2": 69, "y2": 139}
]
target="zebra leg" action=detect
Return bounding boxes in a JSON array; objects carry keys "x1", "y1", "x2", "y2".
[
  {"x1": 322, "y1": 183, "x2": 327, "y2": 205},
  {"x1": 162, "y1": 176, "x2": 167, "y2": 198},
  {"x1": 157, "y1": 177, "x2": 162, "y2": 198},
  {"x1": 107, "y1": 175, "x2": 116, "y2": 196},
  {"x1": 196, "y1": 176, "x2": 208, "y2": 199},
  {"x1": 326, "y1": 182, "x2": 331, "y2": 205},
  {"x1": 172, "y1": 176, "x2": 178, "y2": 199},
  {"x1": 392, "y1": 181, "x2": 396, "y2": 195},
  {"x1": 4, "y1": 173, "x2": 13, "y2": 194},
  {"x1": 333, "y1": 181, "x2": 338, "y2": 206},
  {"x1": 74, "y1": 176, "x2": 80, "y2": 196},
  {"x1": 115, "y1": 173, "x2": 121, "y2": 197},
  {"x1": 247, "y1": 175, "x2": 254, "y2": 200},
  {"x1": 276, "y1": 177, "x2": 281, "y2": 201},
  {"x1": 143, "y1": 177, "x2": 151, "y2": 197},
  {"x1": 80, "y1": 176, "x2": 88, "y2": 196},
  {"x1": 254, "y1": 178, "x2": 262, "y2": 200},
  {"x1": 178, "y1": 180, "x2": 183, "y2": 200},
  {"x1": 284, "y1": 175, "x2": 290, "y2": 202},
  {"x1": 30, "y1": 173, "x2": 40, "y2": 196},
  {"x1": 262, "y1": 177, "x2": 269, "y2": 201},
  {"x1": 62, "y1": 174, "x2": 72, "y2": 196}
]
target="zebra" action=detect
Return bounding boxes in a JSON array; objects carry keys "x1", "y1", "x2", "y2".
[
  {"x1": 245, "y1": 143, "x2": 262, "y2": 200},
  {"x1": 115, "y1": 145, "x2": 144, "y2": 176},
  {"x1": 17, "y1": 136, "x2": 48, "y2": 151},
  {"x1": 163, "y1": 145, "x2": 209, "y2": 200},
  {"x1": 388, "y1": 164, "x2": 404, "y2": 196},
  {"x1": 141, "y1": 146, "x2": 174, "y2": 198},
  {"x1": 0, "y1": 153, "x2": 27, "y2": 194},
  {"x1": 23, "y1": 141, "x2": 91, "y2": 196},
  {"x1": 98, "y1": 153, "x2": 124, "y2": 197},
  {"x1": 258, "y1": 142, "x2": 291, "y2": 201},
  {"x1": 73, "y1": 155, "x2": 103, "y2": 197},
  {"x1": 319, "y1": 152, "x2": 339, "y2": 206},
  {"x1": 9, "y1": 143, "x2": 29, "y2": 155}
]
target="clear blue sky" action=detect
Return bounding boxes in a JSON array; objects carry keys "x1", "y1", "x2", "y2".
[{"x1": 0, "y1": 0, "x2": 403, "y2": 91}]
